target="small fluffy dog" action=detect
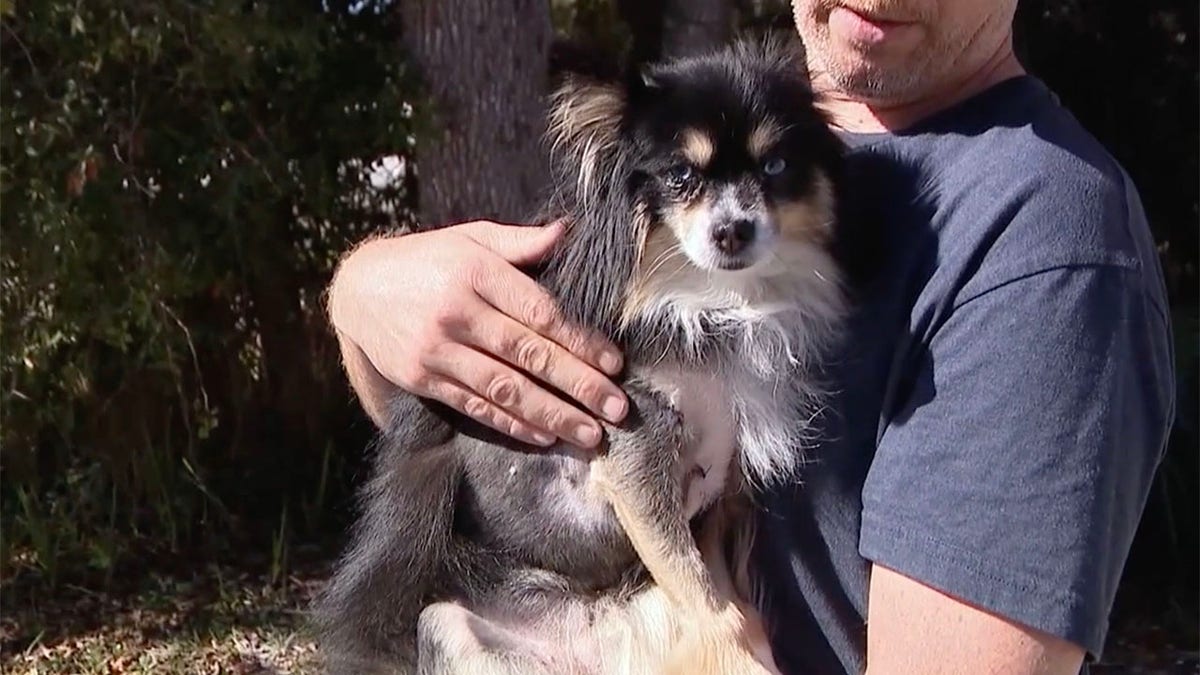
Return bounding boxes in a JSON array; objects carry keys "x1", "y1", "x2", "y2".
[{"x1": 315, "y1": 38, "x2": 847, "y2": 674}]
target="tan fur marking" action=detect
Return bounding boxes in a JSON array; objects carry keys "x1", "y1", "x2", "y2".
[
  {"x1": 662, "y1": 196, "x2": 710, "y2": 250},
  {"x1": 663, "y1": 607, "x2": 779, "y2": 675},
  {"x1": 680, "y1": 128, "x2": 715, "y2": 168},
  {"x1": 748, "y1": 117, "x2": 785, "y2": 160},
  {"x1": 590, "y1": 461, "x2": 717, "y2": 614},
  {"x1": 663, "y1": 499, "x2": 780, "y2": 674},
  {"x1": 620, "y1": 200, "x2": 705, "y2": 329},
  {"x1": 624, "y1": 207, "x2": 681, "y2": 329},
  {"x1": 772, "y1": 171, "x2": 836, "y2": 243}
]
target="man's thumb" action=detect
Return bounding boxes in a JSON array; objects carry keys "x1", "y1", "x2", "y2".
[{"x1": 457, "y1": 219, "x2": 566, "y2": 265}]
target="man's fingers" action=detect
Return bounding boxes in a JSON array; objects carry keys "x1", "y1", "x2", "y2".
[
  {"x1": 454, "y1": 219, "x2": 565, "y2": 267},
  {"x1": 470, "y1": 256, "x2": 624, "y2": 378},
  {"x1": 429, "y1": 344, "x2": 605, "y2": 449},
  {"x1": 461, "y1": 312, "x2": 627, "y2": 424},
  {"x1": 421, "y1": 375, "x2": 556, "y2": 448}
]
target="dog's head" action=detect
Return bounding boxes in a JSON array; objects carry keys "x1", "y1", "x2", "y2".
[{"x1": 544, "y1": 38, "x2": 844, "y2": 338}]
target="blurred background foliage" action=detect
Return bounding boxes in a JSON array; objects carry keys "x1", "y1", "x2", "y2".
[
  {"x1": 1, "y1": 0, "x2": 418, "y2": 584},
  {"x1": 1, "y1": 0, "x2": 1195, "y2": 636}
]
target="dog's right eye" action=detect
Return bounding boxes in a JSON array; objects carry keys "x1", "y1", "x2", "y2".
[{"x1": 664, "y1": 164, "x2": 695, "y2": 188}]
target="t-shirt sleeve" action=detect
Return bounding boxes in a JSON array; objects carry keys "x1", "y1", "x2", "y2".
[{"x1": 858, "y1": 263, "x2": 1174, "y2": 658}]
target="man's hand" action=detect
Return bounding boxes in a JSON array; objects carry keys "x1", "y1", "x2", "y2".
[
  {"x1": 327, "y1": 219, "x2": 627, "y2": 448},
  {"x1": 866, "y1": 564, "x2": 1085, "y2": 675}
]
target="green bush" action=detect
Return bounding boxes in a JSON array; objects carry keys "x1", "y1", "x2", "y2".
[{"x1": 1, "y1": 0, "x2": 418, "y2": 581}]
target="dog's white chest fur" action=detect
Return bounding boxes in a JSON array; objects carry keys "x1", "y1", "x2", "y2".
[
  {"x1": 621, "y1": 234, "x2": 845, "y2": 501},
  {"x1": 637, "y1": 360, "x2": 798, "y2": 516}
]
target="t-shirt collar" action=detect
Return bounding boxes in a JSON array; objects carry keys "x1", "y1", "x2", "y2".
[{"x1": 833, "y1": 75, "x2": 1052, "y2": 148}]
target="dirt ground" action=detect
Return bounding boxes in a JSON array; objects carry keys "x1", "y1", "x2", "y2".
[
  {"x1": 1, "y1": 561, "x2": 1196, "y2": 674},
  {"x1": 0, "y1": 564, "x2": 321, "y2": 674}
]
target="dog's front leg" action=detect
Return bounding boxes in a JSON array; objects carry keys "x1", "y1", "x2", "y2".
[
  {"x1": 593, "y1": 383, "x2": 723, "y2": 615},
  {"x1": 594, "y1": 383, "x2": 780, "y2": 675}
]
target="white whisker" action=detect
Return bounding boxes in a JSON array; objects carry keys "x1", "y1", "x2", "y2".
[{"x1": 642, "y1": 245, "x2": 686, "y2": 283}]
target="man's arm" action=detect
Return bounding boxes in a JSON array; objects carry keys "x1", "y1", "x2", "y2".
[
  {"x1": 866, "y1": 564, "x2": 1084, "y2": 675},
  {"x1": 334, "y1": 328, "x2": 401, "y2": 429},
  {"x1": 858, "y1": 261, "x2": 1172, "y2": 667}
]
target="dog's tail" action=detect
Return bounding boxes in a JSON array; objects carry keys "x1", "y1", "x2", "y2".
[{"x1": 313, "y1": 396, "x2": 468, "y2": 674}]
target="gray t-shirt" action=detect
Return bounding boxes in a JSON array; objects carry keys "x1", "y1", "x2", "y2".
[{"x1": 756, "y1": 76, "x2": 1175, "y2": 674}]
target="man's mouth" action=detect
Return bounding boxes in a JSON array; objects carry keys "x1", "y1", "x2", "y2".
[{"x1": 828, "y1": 5, "x2": 915, "y2": 45}]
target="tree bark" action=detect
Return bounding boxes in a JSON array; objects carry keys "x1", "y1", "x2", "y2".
[
  {"x1": 661, "y1": 0, "x2": 732, "y2": 58},
  {"x1": 400, "y1": 0, "x2": 553, "y2": 226}
]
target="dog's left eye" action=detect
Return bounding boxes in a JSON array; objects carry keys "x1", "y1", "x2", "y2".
[
  {"x1": 665, "y1": 164, "x2": 695, "y2": 187},
  {"x1": 762, "y1": 158, "x2": 787, "y2": 176}
]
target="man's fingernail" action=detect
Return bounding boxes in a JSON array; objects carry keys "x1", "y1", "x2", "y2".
[
  {"x1": 573, "y1": 424, "x2": 601, "y2": 447},
  {"x1": 531, "y1": 431, "x2": 555, "y2": 446},
  {"x1": 599, "y1": 350, "x2": 622, "y2": 374},
  {"x1": 601, "y1": 395, "x2": 626, "y2": 422}
]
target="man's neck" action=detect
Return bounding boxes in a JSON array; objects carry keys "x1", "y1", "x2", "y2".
[{"x1": 815, "y1": 43, "x2": 1026, "y2": 134}]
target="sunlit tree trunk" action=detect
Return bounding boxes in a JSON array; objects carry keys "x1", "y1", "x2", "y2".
[{"x1": 400, "y1": 0, "x2": 553, "y2": 225}]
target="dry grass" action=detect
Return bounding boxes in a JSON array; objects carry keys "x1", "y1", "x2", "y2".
[{"x1": 1, "y1": 563, "x2": 322, "y2": 675}]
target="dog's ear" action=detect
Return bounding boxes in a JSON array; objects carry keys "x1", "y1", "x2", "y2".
[
  {"x1": 773, "y1": 32, "x2": 812, "y2": 85},
  {"x1": 746, "y1": 31, "x2": 812, "y2": 86},
  {"x1": 546, "y1": 45, "x2": 670, "y2": 162},
  {"x1": 622, "y1": 61, "x2": 670, "y2": 112},
  {"x1": 541, "y1": 69, "x2": 642, "y2": 339},
  {"x1": 546, "y1": 74, "x2": 629, "y2": 204},
  {"x1": 626, "y1": 65, "x2": 663, "y2": 101},
  {"x1": 547, "y1": 76, "x2": 626, "y2": 150}
]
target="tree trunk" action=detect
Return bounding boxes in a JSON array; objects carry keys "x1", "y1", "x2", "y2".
[
  {"x1": 400, "y1": 0, "x2": 553, "y2": 226},
  {"x1": 661, "y1": 0, "x2": 732, "y2": 58}
]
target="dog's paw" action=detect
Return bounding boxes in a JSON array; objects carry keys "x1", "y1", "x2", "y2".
[
  {"x1": 663, "y1": 607, "x2": 781, "y2": 675},
  {"x1": 609, "y1": 379, "x2": 685, "y2": 440}
]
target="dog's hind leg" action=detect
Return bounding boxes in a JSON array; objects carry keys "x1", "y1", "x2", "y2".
[{"x1": 416, "y1": 603, "x2": 567, "y2": 675}]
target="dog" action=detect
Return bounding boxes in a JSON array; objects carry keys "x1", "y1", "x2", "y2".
[{"x1": 315, "y1": 38, "x2": 847, "y2": 674}]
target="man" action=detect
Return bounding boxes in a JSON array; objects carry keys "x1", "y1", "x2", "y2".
[{"x1": 326, "y1": 1, "x2": 1174, "y2": 673}]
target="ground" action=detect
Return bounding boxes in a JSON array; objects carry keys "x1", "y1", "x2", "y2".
[
  {"x1": 1, "y1": 558, "x2": 1196, "y2": 674},
  {"x1": 0, "y1": 561, "x2": 322, "y2": 675}
]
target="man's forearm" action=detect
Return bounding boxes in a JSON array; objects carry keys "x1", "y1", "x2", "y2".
[
  {"x1": 334, "y1": 328, "x2": 397, "y2": 429},
  {"x1": 327, "y1": 240, "x2": 404, "y2": 429}
]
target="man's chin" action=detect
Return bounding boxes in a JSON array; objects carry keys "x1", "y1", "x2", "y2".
[{"x1": 815, "y1": 55, "x2": 928, "y2": 103}]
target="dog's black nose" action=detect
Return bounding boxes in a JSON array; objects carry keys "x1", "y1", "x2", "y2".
[{"x1": 712, "y1": 219, "x2": 756, "y2": 255}]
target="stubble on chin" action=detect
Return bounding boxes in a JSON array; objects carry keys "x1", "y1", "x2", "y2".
[{"x1": 792, "y1": 1, "x2": 938, "y2": 103}]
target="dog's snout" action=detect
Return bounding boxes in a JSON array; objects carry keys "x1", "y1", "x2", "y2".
[{"x1": 711, "y1": 219, "x2": 756, "y2": 255}]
